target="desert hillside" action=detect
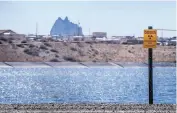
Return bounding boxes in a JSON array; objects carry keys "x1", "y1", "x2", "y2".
[{"x1": 0, "y1": 37, "x2": 176, "y2": 62}]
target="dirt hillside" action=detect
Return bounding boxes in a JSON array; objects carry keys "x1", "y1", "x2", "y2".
[{"x1": 0, "y1": 38, "x2": 176, "y2": 62}]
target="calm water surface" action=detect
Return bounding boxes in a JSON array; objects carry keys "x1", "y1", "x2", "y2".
[{"x1": 0, "y1": 67, "x2": 175, "y2": 104}]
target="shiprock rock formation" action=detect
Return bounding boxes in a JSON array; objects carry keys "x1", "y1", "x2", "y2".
[{"x1": 50, "y1": 16, "x2": 83, "y2": 37}]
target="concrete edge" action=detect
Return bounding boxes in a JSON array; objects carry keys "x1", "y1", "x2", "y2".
[{"x1": 0, "y1": 62, "x2": 175, "y2": 68}]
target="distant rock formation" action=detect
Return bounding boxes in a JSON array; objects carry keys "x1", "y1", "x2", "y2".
[{"x1": 50, "y1": 17, "x2": 83, "y2": 36}]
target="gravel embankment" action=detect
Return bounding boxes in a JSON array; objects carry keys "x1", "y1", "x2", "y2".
[{"x1": 0, "y1": 104, "x2": 176, "y2": 113}]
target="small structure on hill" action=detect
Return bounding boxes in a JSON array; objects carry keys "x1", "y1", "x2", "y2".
[
  {"x1": 0, "y1": 30, "x2": 16, "y2": 36},
  {"x1": 0, "y1": 29, "x2": 25, "y2": 39}
]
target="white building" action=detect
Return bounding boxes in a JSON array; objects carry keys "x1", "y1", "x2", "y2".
[{"x1": 92, "y1": 32, "x2": 107, "y2": 38}]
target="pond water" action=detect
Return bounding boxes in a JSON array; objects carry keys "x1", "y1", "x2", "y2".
[{"x1": 0, "y1": 67, "x2": 175, "y2": 104}]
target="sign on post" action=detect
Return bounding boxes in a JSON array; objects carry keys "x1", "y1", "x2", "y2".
[{"x1": 143, "y1": 29, "x2": 157, "y2": 48}]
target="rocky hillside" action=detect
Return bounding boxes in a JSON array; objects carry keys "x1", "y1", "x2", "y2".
[{"x1": 0, "y1": 37, "x2": 176, "y2": 62}]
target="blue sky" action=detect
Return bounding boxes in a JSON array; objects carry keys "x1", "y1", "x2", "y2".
[{"x1": 0, "y1": 1, "x2": 176, "y2": 37}]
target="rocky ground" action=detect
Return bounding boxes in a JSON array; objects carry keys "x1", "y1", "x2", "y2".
[
  {"x1": 0, "y1": 37, "x2": 176, "y2": 62},
  {"x1": 0, "y1": 104, "x2": 176, "y2": 113}
]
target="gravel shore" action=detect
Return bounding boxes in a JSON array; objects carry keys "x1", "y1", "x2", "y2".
[{"x1": 0, "y1": 104, "x2": 176, "y2": 113}]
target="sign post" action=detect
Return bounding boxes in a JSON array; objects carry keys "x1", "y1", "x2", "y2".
[{"x1": 144, "y1": 26, "x2": 157, "y2": 104}]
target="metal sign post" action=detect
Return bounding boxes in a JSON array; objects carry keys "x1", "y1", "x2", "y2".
[
  {"x1": 148, "y1": 26, "x2": 153, "y2": 104},
  {"x1": 143, "y1": 26, "x2": 157, "y2": 104},
  {"x1": 148, "y1": 30, "x2": 153, "y2": 105}
]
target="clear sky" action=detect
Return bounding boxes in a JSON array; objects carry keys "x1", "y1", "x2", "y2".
[{"x1": 0, "y1": 1, "x2": 176, "y2": 37}]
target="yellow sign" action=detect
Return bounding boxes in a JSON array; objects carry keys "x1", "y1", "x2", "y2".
[{"x1": 143, "y1": 29, "x2": 157, "y2": 48}]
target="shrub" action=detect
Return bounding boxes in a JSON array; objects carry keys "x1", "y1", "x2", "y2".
[
  {"x1": 21, "y1": 40, "x2": 27, "y2": 43},
  {"x1": 8, "y1": 40, "x2": 13, "y2": 44},
  {"x1": 44, "y1": 43, "x2": 52, "y2": 47},
  {"x1": 24, "y1": 49, "x2": 30, "y2": 54},
  {"x1": 50, "y1": 59, "x2": 60, "y2": 62},
  {"x1": 77, "y1": 42, "x2": 84, "y2": 47},
  {"x1": 51, "y1": 49, "x2": 58, "y2": 53},
  {"x1": 63, "y1": 42, "x2": 69, "y2": 46},
  {"x1": 63, "y1": 56, "x2": 78, "y2": 62},
  {"x1": 105, "y1": 57, "x2": 109, "y2": 62},
  {"x1": 92, "y1": 60, "x2": 97, "y2": 62},
  {"x1": 73, "y1": 38, "x2": 80, "y2": 41},
  {"x1": 8, "y1": 37, "x2": 15, "y2": 40},
  {"x1": 24, "y1": 48, "x2": 39, "y2": 56},
  {"x1": 29, "y1": 44, "x2": 35, "y2": 48},
  {"x1": 81, "y1": 38, "x2": 85, "y2": 41},
  {"x1": 48, "y1": 38, "x2": 55, "y2": 42},
  {"x1": 17, "y1": 44, "x2": 24, "y2": 48},
  {"x1": 55, "y1": 54, "x2": 59, "y2": 58},
  {"x1": 42, "y1": 40, "x2": 47, "y2": 42},
  {"x1": 85, "y1": 41, "x2": 93, "y2": 44},
  {"x1": 70, "y1": 47, "x2": 77, "y2": 51},
  {"x1": 94, "y1": 49, "x2": 99, "y2": 55},
  {"x1": 0, "y1": 37, "x2": 8, "y2": 42},
  {"x1": 122, "y1": 42, "x2": 127, "y2": 44},
  {"x1": 39, "y1": 45, "x2": 48, "y2": 50},
  {"x1": 108, "y1": 58, "x2": 112, "y2": 61},
  {"x1": 46, "y1": 51, "x2": 50, "y2": 54},
  {"x1": 78, "y1": 49, "x2": 85, "y2": 56}
]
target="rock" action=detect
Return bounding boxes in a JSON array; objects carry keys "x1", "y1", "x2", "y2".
[{"x1": 50, "y1": 16, "x2": 83, "y2": 37}]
